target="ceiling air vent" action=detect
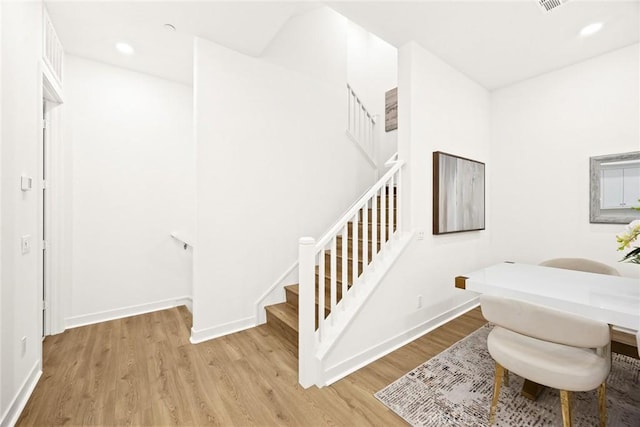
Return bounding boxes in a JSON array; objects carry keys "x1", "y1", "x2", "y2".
[{"x1": 537, "y1": 0, "x2": 570, "y2": 13}]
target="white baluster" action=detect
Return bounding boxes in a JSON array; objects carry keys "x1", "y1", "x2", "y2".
[
  {"x1": 330, "y1": 237, "x2": 337, "y2": 321},
  {"x1": 347, "y1": 86, "x2": 351, "y2": 134},
  {"x1": 396, "y1": 169, "x2": 402, "y2": 234},
  {"x1": 365, "y1": 115, "x2": 370, "y2": 157},
  {"x1": 362, "y1": 206, "x2": 368, "y2": 273},
  {"x1": 357, "y1": 99, "x2": 360, "y2": 140},
  {"x1": 388, "y1": 175, "x2": 395, "y2": 243},
  {"x1": 360, "y1": 103, "x2": 365, "y2": 144},
  {"x1": 352, "y1": 213, "x2": 358, "y2": 294},
  {"x1": 371, "y1": 118, "x2": 375, "y2": 159},
  {"x1": 370, "y1": 119, "x2": 374, "y2": 159},
  {"x1": 371, "y1": 192, "x2": 377, "y2": 265},
  {"x1": 318, "y1": 244, "x2": 325, "y2": 340},
  {"x1": 341, "y1": 225, "x2": 348, "y2": 310},
  {"x1": 352, "y1": 93, "x2": 357, "y2": 137},
  {"x1": 380, "y1": 183, "x2": 387, "y2": 250}
]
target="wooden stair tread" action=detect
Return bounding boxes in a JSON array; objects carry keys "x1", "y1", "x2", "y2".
[
  {"x1": 284, "y1": 283, "x2": 298, "y2": 292},
  {"x1": 324, "y1": 250, "x2": 364, "y2": 262},
  {"x1": 316, "y1": 272, "x2": 357, "y2": 287},
  {"x1": 316, "y1": 262, "x2": 363, "y2": 278},
  {"x1": 286, "y1": 283, "x2": 346, "y2": 312},
  {"x1": 319, "y1": 252, "x2": 374, "y2": 266},
  {"x1": 265, "y1": 302, "x2": 299, "y2": 349},
  {"x1": 347, "y1": 221, "x2": 395, "y2": 230},
  {"x1": 266, "y1": 303, "x2": 298, "y2": 331}
]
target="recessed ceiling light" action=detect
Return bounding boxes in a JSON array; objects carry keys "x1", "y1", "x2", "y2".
[
  {"x1": 164, "y1": 24, "x2": 176, "y2": 32},
  {"x1": 580, "y1": 22, "x2": 604, "y2": 38},
  {"x1": 115, "y1": 42, "x2": 134, "y2": 55}
]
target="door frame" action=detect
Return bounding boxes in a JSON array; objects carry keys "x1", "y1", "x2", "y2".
[{"x1": 42, "y1": 69, "x2": 64, "y2": 335}]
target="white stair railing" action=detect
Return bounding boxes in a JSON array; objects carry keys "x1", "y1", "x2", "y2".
[
  {"x1": 43, "y1": 9, "x2": 64, "y2": 88},
  {"x1": 298, "y1": 154, "x2": 404, "y2": 388},
  {"x1": 346, "y1": 84, "x2": 376, "y2": 166}
]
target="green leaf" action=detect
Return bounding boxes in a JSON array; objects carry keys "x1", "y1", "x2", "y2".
[{"x1": 620, "y1": 247, "x2": 640, "y2": 263}]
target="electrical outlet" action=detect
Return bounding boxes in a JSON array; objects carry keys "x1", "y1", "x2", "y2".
[
  {"x1": 21, "y1": 336, "x2": 27, "y2": 356},
  {"x1": 21, "y1": 235, "x2": 32, "y2": 254},
  {"x1": 417, "y1": 231, "x2": 425, "y2": 240},
  {"x1": 417, "y1": 294, "x2": 423, "y2": 309}
]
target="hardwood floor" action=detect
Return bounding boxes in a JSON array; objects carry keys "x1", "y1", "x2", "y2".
[{"x1": 17, "y1": 306, "x2": 487, "y2": 426}]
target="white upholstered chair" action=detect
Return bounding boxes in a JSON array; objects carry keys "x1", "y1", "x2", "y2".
[
  {"x1": 539, "y1": 258, "x2": 637, "y2": 358},
  {"x1": 480, "y1": 294, "x2": 611, "y2": 427},
  {"x1": 539, "y1": 257, "x2": 620, "y2": 276}
]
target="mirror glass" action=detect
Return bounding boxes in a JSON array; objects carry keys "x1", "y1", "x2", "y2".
[{"x1": 590, "y1": 151, "x2": 640, "y2": 223}]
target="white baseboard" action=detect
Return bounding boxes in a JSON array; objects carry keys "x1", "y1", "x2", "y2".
[
  {"x1": 65, "y1": 296, "x2": 193, "y2": 330},
  {"x1": 1, "y1": 361, "x2": 42, "y2": 427},
  {"x1": 183, "y1": 298, "x2": 193, "y2": 313},
  {"x1": 190, "y1": 316, "x2": 256, "y2": 344},
  {"x1": 321, "y1": 296, "x2": 480, "y2": 386}
]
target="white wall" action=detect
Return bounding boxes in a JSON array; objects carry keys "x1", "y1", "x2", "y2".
[
  {"x1": 322, "y1": 41, "x2": 492, "y2": 377},
  {"x1": 262, "y1": 7, "x2": 347, "y2": 87},
  {"x1": 63, "y1": 55, "x2": 195, "y2": 328},
  {"x1": 1, "y1": 1, "x2": 44, "y2": 425},
  {"x1": 490, "y1": 44, "x2": 640, "y2": 278},
  {"x1": 192, "y1": 9, "x2": 380, "y2": 341},
  {"x1": 346, "y1": 21, "x2": 398, "y2": 170},
  {"x1": 0, "y1": 0, "x2": 3, "y2": 413},
  {"x1": 0, "y1": 0, "x2": 4, "y2": 417}
]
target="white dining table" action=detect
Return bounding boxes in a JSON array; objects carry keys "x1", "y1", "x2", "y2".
[
  {"x1": 455, "y1": 262, "x2": 640, "y2": 332},
  {"x1": 456, "y1": 261, "x2": 640, "y2": 399}
]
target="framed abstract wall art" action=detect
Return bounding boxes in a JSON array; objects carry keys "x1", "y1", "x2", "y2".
[
  {"x1": 385, "y1": 87, "x2": 397, "y2": 132},
  {"x1": 433, "y1": 151, "x2": 485, "y2": 235}
]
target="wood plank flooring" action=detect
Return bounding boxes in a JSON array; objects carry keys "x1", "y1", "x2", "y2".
[{"x1": 17, "y1": 306, "x2": 487, "y2": 426}]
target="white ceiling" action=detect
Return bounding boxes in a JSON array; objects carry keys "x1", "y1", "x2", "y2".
[
  {"x1": 330, "y1": 0, "x2": 640, "y2": 89},
  {"x1": 46, "y1": 1, "x2": 321, "y2": 85},
  {"x1": 46, "y1": 1, "x2": 639, "y2": 89}
]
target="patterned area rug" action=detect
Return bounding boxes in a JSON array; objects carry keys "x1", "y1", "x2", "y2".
[{"x1": 375, "y1": 324, "x2": 640, "y2": 426}]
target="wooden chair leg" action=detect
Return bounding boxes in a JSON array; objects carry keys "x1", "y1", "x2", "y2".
[
  {"x1": 489, "y1": 363, "x2": 504, "y2": 425},
  {"x1": 504, "y1": 369, "x2": 509, "y2": 387},
  {"x1": 560, "y1": 390, "x2": 572, "y2": 427},
  {"x1": 597, "y1": 382, "x2": 607, "y2": 427}
]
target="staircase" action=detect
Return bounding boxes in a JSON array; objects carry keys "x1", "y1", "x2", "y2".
[{"x1": 264, "y1": 190, "x2": 397, "y2": 351}]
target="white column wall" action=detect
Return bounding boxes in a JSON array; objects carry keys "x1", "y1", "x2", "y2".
[
  {"x1": 1, "y1": 1, "x2": 44, "y2": 424},
  {"x1": 490, "y1": 44, "x2": 640, "y2": 278},
  {"x1": 0, "y1": 0, "x2": 3, "y2": 411},
  {"x1": 63, "y1": 56, "x2": 195, "y2": 328},
  {"x1": 192, "y1": 31, "x2": 377, "y2": 341},
  {"x1": 322, "y1": 41, "x2": 492, "y2": 379}
]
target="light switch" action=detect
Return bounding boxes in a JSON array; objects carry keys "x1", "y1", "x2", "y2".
[
  {"x1": 21, "y1": 235, "x2": 31, "y2": 254},
  {"x1": 21, "y1": 176, "x2": 32, "y2": 191}
]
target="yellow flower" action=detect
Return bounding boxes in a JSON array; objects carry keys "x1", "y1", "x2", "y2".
[{"x1": 617, "y1": 220, "x2": 640, "y2": 251}]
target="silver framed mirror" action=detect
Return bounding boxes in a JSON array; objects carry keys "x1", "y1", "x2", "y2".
[{"x1": 590, "y1": 151, "x2": 640, "y2": 224}]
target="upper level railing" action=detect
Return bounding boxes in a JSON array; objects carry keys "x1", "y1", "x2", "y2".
[
  {"x1": 346, "y1": 84, "x2": 376, "y2": 167},
  {"x1": 298, "y1": 153, "x2": 404, "y2": 388},
  {"x1": 43, "y1": 9, "x2": 64, "y2": 88}
]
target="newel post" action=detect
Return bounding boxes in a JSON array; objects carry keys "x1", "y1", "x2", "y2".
[{"x1": 298, "y1": 237, "x2": 317, "y2": 388}]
